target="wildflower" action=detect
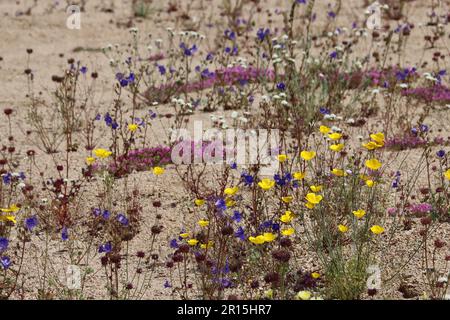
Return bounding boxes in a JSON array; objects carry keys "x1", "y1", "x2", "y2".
[
  {"x1": 0, "y1": 204, "x2": 20, "y2": 213},
  {"x1": 436, "y1": 150, "x2": 446, "y2": 158},
  {"x1": 330, "y1": 143, "x2": 344, "y2": 152},
  {"x1": 187, "y1": 239, "x2": 199, "y2": 246},
  {"x1": 198, "y1": 219, "x2": 209, "y2": 227},
  {"x1": 296, "y1": 290, "x2": 311, "y2": 300},
  {"x1": 366, "y1": 180, "x2": 375, "y2": 187},
  {"x1": 445, "y1": 169, "x2": 450, "y2": 180},
  {"x1": 370, "y1": 132, "x2": 385, "y2": 145},
  {"x1": 258, "y1": 178, "x2": 275, "y2": 191},
  {"x1": 179, "y1": 233, "x2": 189, "y2": 239},
  {"x1": 0, "y1": 214, "x2": 17, "y2": 224},
  {"x1": 117, "y1": 213, "x2": 129, "y2": 226},
  {"x1": 170, "y1": 239, "x2": 178, "y2": 248},
  {"x1": 300, "y1": 150, "x2": 316, "y2": 161},
  {"x1": 164, "y1": 280, "x2": 171, "y2": 288},
  {"x1": 241, "y1": 172, "x2": 254, "y2": 186},
  {"x1": 1, "y1": 256, "x2": 11, "y2": 269},
  {"x1": 365, "y1": 158, "x2": 382, "y2": 170},
  {"x1": 281, "y1": 196, "x2": 293, "y2": 203},
  {"x1": 328, "y1": 132, "x2": 342, "y2": 140},
  {"x1": 25, "y1": 216, "x2": 38, "y2": 231},
  {"x1": 311, "y1": 272, "x2": 321, "y2": 279},
  {"x1": 370, "y1": 225, "x2": 385, "y2": 235},
  {"x1": 194, "y1": 199, "x2": 205, "y2": 206},
  {"x1": 310, "y1": 185, "x2": 322, "y2": 192},
  {"x1": 224, "y1": 186, "x2": 239, "y2": 196},
  {"x1": 353, "y1": 209, "x2": 366, "y2": 219},
  {"x1": 93, "y1": 148, "x2": 112, "y2": 159},
  {"x1": 281, "y1": 228, "x2": 295, "y2": 236},
  {"x1": 293, "y1": 171, "x2": 305, "y2": 180},
  {"x1": 0, "y1": 238, "x2": 8, "y2": 251},
  {"x1": 225, "y1": 198, "x2": 235, "y2": 207},
  {"x1": 85, "y1": 157, "x2": 95, "y2": 165},
  {"x1": 280, "y1": 211, "x2": 294, "y2": 223},
  {"x1": 128, "y1": 123, "x2": 139, "y2": 132},
  {"x1": 331, "y1": 168, "x2": 347, "y2": 177},
  {"x1": 235, "y1": 227, "x2": 245, "y2": 240},
  {"x1": 338, "y1": 224, "x2": 349, "y2": 233},
  {"x1": 277, "y1": 154, "x2": 288, "y2": 163},
  {"x1": 249, "y1": 235, "x2": 265, "y2": 244},
  {"x1": 319, "y1": 125, "x2": 331, "y2": 134},
  {"x1": 262, "y1": 232, "x2": 277, "y2": 242},
  {"x1": 305, "y1": 193, "x2": 323, "y2": 204},
  {"x1": 305, "y1": 202, "x2": 315, "y2": 209},
  {"x1": 363, "y1": 141, "x2": 381, "y2": 150},
  {"x1": 153, "y1": 166, "x2": 165, "y2": 175},
  {"x1": 200, "y1": 241, "x2": 214, "y2": 249},
  {"x1": 99, "y1": 242, "x2": 112, "y2": 253},
  {"x1": 61, "y1": 227, "x2": 69, "y2": 241}
]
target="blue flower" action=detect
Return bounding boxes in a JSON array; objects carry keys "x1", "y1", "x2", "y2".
[
  {"x1": 276, "y1": 82, "x2": 286, "y2": 91},
  {"x1": 117, "y1": 213, "x2": 129, "y2": 226},
  {"x1": 328, "y1": 11, "x2": 336, "y2": 19},
  {"x1": 221, "y1": 278, "x2": 232, "y2": 288},
  {"x1": 420, "y1": 124, "x2": 429, "y2": 132},
  {"x1": 170, "y1": 239, "x2": 179, "y2": 248},
  {"x1": 206, "y1": 53, "x2": 214, "y2": 61},
  {"x1": 297, "y1": 0, "x2": 306, "y2": 3},
  {"x1": 232, "y1": 211, "x2": 242, "y2": 223},
  {"x1": 2, "y1": 172, "x2": 12, "y2": 184},
  {"x1": 256, "y1": 28, "x2": 270, "y2": 42},
  {"x1": 80, "y1": 66, "x2": 87, "y2": 74},
  {"x1": 102, "y1": 210, "x2": 111, "y2": 220},
  {"x1": 1, "y1": 256, "x2": 11, "y2": 269},
  {"x1": 120, "y1": 79, "x2": 129, "y2": 87},
  {"x1": 437, "y1": 150, "x2": 446, "y2": 158},
  {"x1": 215, "y1": 198, "x2": 227, "y2": 211},
  {"x1": 235, "y1": 227, "x2": 245, "y2": 240},
  {"x1": 164, "y1": 280, "x2": 172, "y2": 288},
  {"x1": 25, "y1": 216, "x2": 38, "y2": 231},
  {"x1": 99, "y1": 242, "x2": 112, "y2": 253},
  {"x1": 157, "y1": 65, "x2": 166, "y2": 75},
  {"x1": 320, "y1": 107, "x2": 331, "y2": 115},
  {"x1": 61, "y1": 227, "x2": 69, "y2": 241},
  {"x1": 0, "y1": 238, "x2": 8, "y2": 252},
  {"x1": 224, "y1": 29, "x2": 236, "y2": 40},
  {"x1": 330, "y1": 51, "x2": 338, "y2": 59},
  {"x1": 92, "y1": 208, "x2": 101, "y2": 216},
  {"x1": 411, "y1": 127, "x2": 418, "y2": 136},
  {"x1": 241, "y1": 172, "x2": 254, "y2": 186}
]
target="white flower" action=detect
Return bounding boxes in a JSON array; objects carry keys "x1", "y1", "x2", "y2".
[{"x1": 231, "y1": 111, "x2": 239, "y2": 119}]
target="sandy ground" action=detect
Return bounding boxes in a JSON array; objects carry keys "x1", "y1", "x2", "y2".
[{"x1": 0, "y1": 0, "x2": 450, "y2": 299}]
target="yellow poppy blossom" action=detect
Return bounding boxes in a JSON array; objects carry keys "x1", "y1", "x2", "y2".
[
  {"x1": 93, "y1": 148, "x2": 112, "y2": 159},
  {"x1": 305, "y1": 202, "x2": 315, "y2": 209},
  {"x1": 153, "y1": 166, "x2": 165, "y2": 175},
  {"x1": 224, "y1": 186, "x2": 239, "y2": 196},
  {"x1": 262, "y1": 232, "x2": 277, "y2": 242},
  {"x1": 300, "y1": 150, "x2": 316, "y2": 161},
  {"x1": 310, "y1": 185, "x2": 322, "y2": 192},
  {"x1": 338, "y1": 224, "x2": 349, "y2": 233},
  {"x1": 249, "y1": 235, "x2": 265, "y2": 245},
  {"x1": 296, "y1": 291, "x2": 311, "y2": 300},
  {"x1": 370, "y1": 132, "x2": 385, "y2": 144},
  {"x1": 329, "y1": 143, "x2": 344, "y2": 152},
  {"x1": 225, "y1": 198, "x2": 235, "y2": 207},
  {"x1": 194, "y1": 199, "x2": 205, "y2": 206},
  {"x1": 319, "y1": 125, "x2": 331, "y2": 134},
  {"x1": 281, "y1": 196, "x2": 293, "y2": 203},
  {"x1": 311, "y1": 272, "x2": 321, "y2": 279},
  {"x1": 293, "y1": 171, "x2": 305, "y2": 180},
  {"x1": 280, "y1": 211, "x2": 294, "y2": 223},
  {"x1": 187, "y1": 239, "x2": 199, "y2": 246},
  {"x1": 305, "y1": 193, "x2": 323, "y2": 204},
  {"x1": 198, "y1": 219, "x2": 209, "y2": 227},
  {"x1": 331, "y1": 168, "x2": 347, "y2": 177},
  {"x1": 86, "y1": 157, "x2": 95, "y2": 165},
  {"x1": 370, "y1": 225, "x2": 385, "y2": 235},
  {"x1": 281, "y1": 228, "x2": 295, "y2": 236},
  {"x1": 328, "y1": 132, "x2": 342, "y2": 141},
  {"x1": 353, "y1": 209, "x2": 366, "y2": 219},
  {"x1": 258, "y1": 178, "x2": 275, "y2": 191},
  {"x1": 277, "y1": 154, "x2": 288, "y2": 163},
  {"x1": 0, "y1": 214, "x2": 17, "y2": 224},
  {"x1": 366, "y1": 180, "x2": 375, "y2": 187},
  {"x1": 365, "y1": 158, "x2": 382, "y2": 170},
  {"x1": 444, "y1": 169, "x2": 450, "y2": 180},
  {"x1": 0, "y1": 204, "x2": 20, "y2": 213},
  {"x1": 179, "y1": 233, "x2": 189, "y2": 239},
  {"x1": 128, "y1": 123, "x2": 139, "y2": 132}
]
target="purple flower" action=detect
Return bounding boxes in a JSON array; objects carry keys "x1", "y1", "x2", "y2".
[
  {"x1": 330, "y1": 51, "x2": 338, "y2": 59},
  {"x1": 215, "y1": 198, "x2": 227, "y2": 211},
  {"x1": 117, "y1": 213, "x2": 129, "y2": 226},
  {"x1": 232, "y1": 211, "x2": 242, "y2": 223},
  {"x1": 0, "y1": 238, "x2": 8, "y2": 252},
  {"x1": 61, "y1": 227, "x2": 69, "y2": 241},
  {"x1": 256, "y1": 28, "x2": 270, "y2": 42},
  {"x1": 102, "y1": 210, "x2": 111, "y2": 220},
  {"x1": 235, "y1": 227, "x2": 245, "y2": 240},
  {"x1": 80, "y1": 66, "x2": 87, "y2": 74},
  {"x1": 437, "y1": 150, "x2": 446, "y2": 158},
  {"x1": 99, "y1": 242, "x2": 112, "y2": 253},
  {"x1": 164, "y1": 280, "x2": 172, "y2": 288},
  {"x1": 420, "y1": 124, "x2": 429, "y2": 132},
  {"x1": 241, "y1": 173, "x2": 254, "y2": 186},
  {"x1": 170, "y1": 239, "x2": 179, "y2": 248},
  {"x1": 2, "y1": 172, "x2": 12, "y2": 184},
  {"x1": 277, "y1": 82, "x2": 286, "y2": 91},
  {"x1": 25, "y1": 216, "x2": 38, "y2": 231},
  {"x1": 157, "y1": 65, "x2": 166, "y2": 75},
  {"x1": 1, "y1": 256, "x2": 11, "y2": 269}
]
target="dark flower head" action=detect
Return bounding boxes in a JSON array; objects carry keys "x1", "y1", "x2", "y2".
[{"x1": 25, "y1": 216, "x2": 38, "y2": 231}]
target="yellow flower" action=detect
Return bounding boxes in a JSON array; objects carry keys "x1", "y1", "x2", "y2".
[
  {"x1": 280, "y1": 211, "x2": 294, "y2": 223},
  {"x1": 224, "y1": 186, "x2": 239, "y2": 196},
  {"x1": 444, "y1": 169, "x2": 450, "y2": 180},
  {"x1": 281, "y1": 228, "x2": 295, "y2": 236},
  {"x1": 366, "y1": 179, "x2": 375, "y2": 187},
  {"x1": 0, "y1": 204, "x2": 20, "y2": 213},
  {"x1": 179, "y1": 233, "x2": 189, "y2": 239},
  {"x1": 365, "y1": 158, "x2": 382, "y2": 170},
  {"x1": 353, "y1": 209, "x2": 366, "y2": 219},
  {"x1": 198, "y1": 219, "x2": 209, "y2": 227},
  {"x1": 200, "y1": 241, "x2": 214, "y2": 249},
  {"x1": 328, "y1": 132, "x2": 342, "y2": 141},
  {"x1": 293, "y1": 171, "x2": 305, "y2": 180},
  {"x1": 300, "y1": 150, "x2": 316, "y2": 161},
  {"x1": 305, "y1": 193, "x2": 323, "y2": 204},
  {"x1": 187, "y1": 239, "x2": 199, "y2": 246},
  {"x1": 194, "y1": 199, "x2": 205, "y2": 206},
  {"x1": 370, "y1": 132, "x2": 385, "y2": 144},
  {"x1": 258, "y1": 178, "x2": 275, "y2": 191},
  {"x1": 329, "y1": 143, "x2": 344, "y2": 152},
  {"x1": 249, "y1": 235, "x2": 265, "y2": 245},
  {"x1": 310, "y1": 185, "x2": 322, "y2": 192},
  {"x1": 265, "y1": 289, "x2": 273, "y2": 299},
  {"x1": 0, "y1": 214, "x2": 17, "y2": 224},
  {"x1": 86, "y1": 157, "x2": 95, "y2": 165},
  {"x1": 331, "y1": 168, "x2": 347, "y2": 177},
  {"x1": 338, "y1": 224, "x2": 349, "y2": 233},
  {"x1": 277, "y1": 154, "x2": 288, "y2": 163},
  {"x1": 225, "y1": 198, "x2": 235, "y2": 207},
  {"x1": 128, "y1": 123, "x2": 139, "y2": 132},
  {"x1": 370, "y1": 225, "x2": 385, "y2": 235},
  {"x1": 319, "y1": 125, "x2": 331, "y2": 134},
  {"x1": 153, "y1": 166, "x2": 165, "y2": 175},
  {"x1": 362, "y1": 141, "x2": 382, "y2": 150},
  {"x1": 296, "y1": 291, "x2": 311, "y2": 300},
  {"x1": 281, "y1": 196, "x2": 293, "y2": 203},
  {"x1": 93, "y1": 148, "x2": 112, "y2": 159},
  {"x1": 311, "y1": 272, "x2": 321, "y2": 279},
  {"x1": 262, "y1": 232, "x2": 277, "y2": 242},
  {"x1": 305, "y1": 202, "x2": 315, "y2": 209}
]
